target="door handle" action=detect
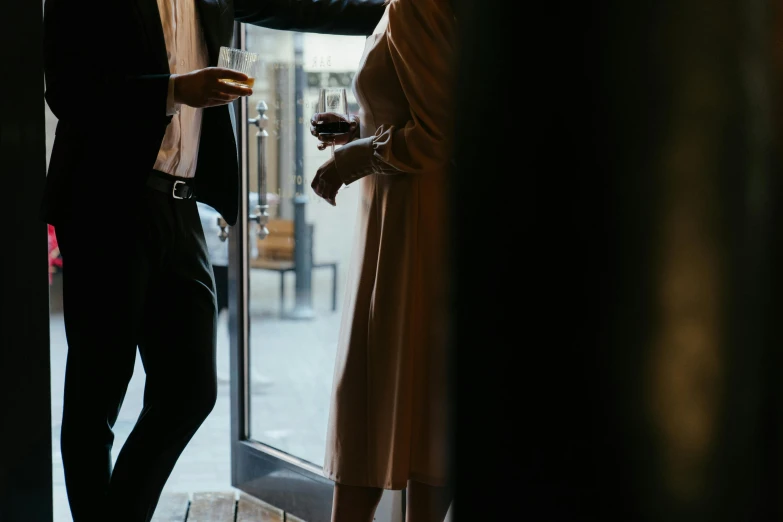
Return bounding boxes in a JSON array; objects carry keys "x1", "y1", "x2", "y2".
[
  {"x1": 249, "y1": 100, "x2": 270, "y2": 241},
  {"x1": 216, "y1": 100, "x2": 271, "y2": 244}
]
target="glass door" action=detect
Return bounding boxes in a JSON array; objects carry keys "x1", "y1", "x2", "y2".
[{"x1": 226, "y1": 23, "x2": 370, "y2": 522}]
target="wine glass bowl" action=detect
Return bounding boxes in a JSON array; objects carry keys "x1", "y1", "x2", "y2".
[{"x1": 315, "y1": 88, "x2": 349, "y2": 156}]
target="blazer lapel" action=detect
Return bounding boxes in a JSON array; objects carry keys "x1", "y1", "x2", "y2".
[
  {"x1": 196, "y1": 0, "x2": 234, "y2": 66},
  {"x1": 135, "y1": 0, "x2": 170, "y2": 72}
]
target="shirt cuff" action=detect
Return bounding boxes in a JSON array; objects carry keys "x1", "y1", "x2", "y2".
[{"x1": 166, "y1": 75, "x2": 181, "y2": 116}]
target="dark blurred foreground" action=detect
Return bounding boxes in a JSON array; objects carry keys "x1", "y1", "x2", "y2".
[{"x1": 452, "y1": 1, "x2": 783, "y2": 520}]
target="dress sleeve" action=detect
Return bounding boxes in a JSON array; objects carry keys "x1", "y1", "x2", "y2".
[{"x1": 333, "y1": 0, "x2": 457, "y2": 185}]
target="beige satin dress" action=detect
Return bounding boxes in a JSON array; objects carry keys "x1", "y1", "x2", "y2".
[{"x1": 323, "y1": 0, "x2": 457, "y2": 490}]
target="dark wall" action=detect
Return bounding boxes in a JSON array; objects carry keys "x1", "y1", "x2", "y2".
[
  {"x1": 451, "y1": 1, "x2": 783, "y2": 521},
  {"x1": 0, "y1": 0, "x2": 53, "y2": 520}
]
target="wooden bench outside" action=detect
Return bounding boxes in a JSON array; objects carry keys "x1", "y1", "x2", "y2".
[{"x1": 250, "y1": 219, "x2": 338, "y2": 313}]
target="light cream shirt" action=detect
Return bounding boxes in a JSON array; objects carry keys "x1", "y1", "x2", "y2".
[{"x1": 154, "y1": 0, "x2": 209, "y2": 179}]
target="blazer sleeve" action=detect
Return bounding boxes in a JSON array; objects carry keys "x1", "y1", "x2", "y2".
[
  {"x1": 43, "y1": 0, "x2": 171, "y2": 126},
  {"x1": 234, "y1": 0, "x2": 386, "y2": 36},
  {"x1": 332, "y1": 0, "x2": 457, "y2": 185}
]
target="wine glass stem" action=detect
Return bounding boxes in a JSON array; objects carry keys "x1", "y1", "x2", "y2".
[{"x1": 331, "y1": 142, "x2": 335, "y2": 158}]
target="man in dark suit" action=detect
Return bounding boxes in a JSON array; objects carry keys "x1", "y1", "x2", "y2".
[{"x1": 41, "y1": 1, "x2": 384, "y2": 520}]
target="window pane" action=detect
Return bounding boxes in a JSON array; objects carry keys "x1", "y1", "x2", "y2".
[{"x1": 244, "y1": 27, "x2": 366, "y2": 466}]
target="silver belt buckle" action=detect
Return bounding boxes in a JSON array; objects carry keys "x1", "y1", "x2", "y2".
[{"x1": 172, "y1": 180, "x2": 186, "y2": 200}]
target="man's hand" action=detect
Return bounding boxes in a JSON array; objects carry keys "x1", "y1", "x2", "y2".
[{"x1": 173, "y1": 67, "x2": 253, "y2": 108}]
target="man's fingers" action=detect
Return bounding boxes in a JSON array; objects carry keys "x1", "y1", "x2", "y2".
[
  {"x1": 215, "y1": 80, "x2": 252, "y2": 97},
  {"x1": 209, "y1": 92, "x2": 238, "y2": 103},
  {"x1": 202, "y1": 96, "x2": 239, "y2": 108},
  {"x1": 210, "y1": 67, "x2": 249, "y2": 82}
]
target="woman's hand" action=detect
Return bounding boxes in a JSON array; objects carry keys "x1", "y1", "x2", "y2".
[
  {"x1": 310, "y1": 156, "x2": 343, "y2": 206},
  {"x1": 310, "y1": 113, "x2": 359, "y2": 151}
]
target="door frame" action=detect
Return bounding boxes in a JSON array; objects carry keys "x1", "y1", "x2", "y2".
[{"x1": 0, "y1": 0, "x2": 53, "y2": 520}]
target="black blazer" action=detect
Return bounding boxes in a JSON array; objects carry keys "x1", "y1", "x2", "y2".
[{"x1": 41, "y1": 0, "x2": 385, "y2": 227}]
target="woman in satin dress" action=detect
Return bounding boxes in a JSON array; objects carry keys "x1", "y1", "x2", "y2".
[{"x1": 310, "y1": 0, "x2": 457, "y2": 520}]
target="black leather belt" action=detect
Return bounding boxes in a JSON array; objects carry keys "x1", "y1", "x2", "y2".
[{"x1": 146, "y1": 170, "x2": 195, "y2": 200}]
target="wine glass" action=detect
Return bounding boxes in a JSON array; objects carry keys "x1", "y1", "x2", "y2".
[{"x1": 315, "y1": 87, "x2": 350, "y2": 157}]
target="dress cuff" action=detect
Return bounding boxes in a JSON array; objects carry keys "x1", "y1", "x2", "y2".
[
  {"x1": 333, "y1": 136, "x2": 378, "y2": 186},
  {"x1": 166, "y1": 75, "x2": 181, "y2": 116}
]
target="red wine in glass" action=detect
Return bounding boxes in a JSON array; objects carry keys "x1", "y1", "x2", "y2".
[
  {"x1": 316, "y1": 88, "x2": 349, "y2": 157},
  {"x1": 315, "y1": 120, "x2": 351, "y2": 134}
]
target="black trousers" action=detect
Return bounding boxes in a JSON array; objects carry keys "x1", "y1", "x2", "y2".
[{"x1": 56, "y1": 178, "x2": 218, "y2": 522}]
